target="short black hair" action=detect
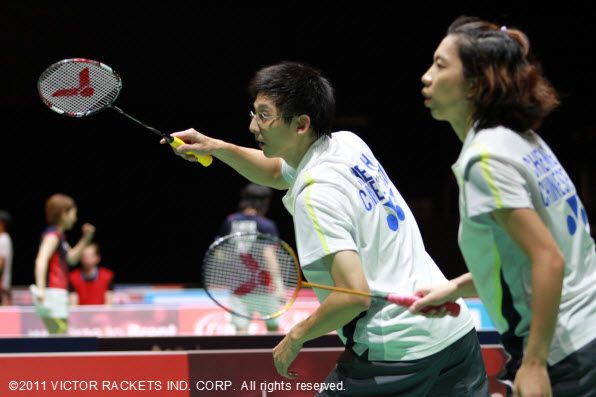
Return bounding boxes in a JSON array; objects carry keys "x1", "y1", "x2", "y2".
[
  {"x1": 239, "y1": 183, "x2": 272, "y2": 215},
  {"x1": 248, "y1": 62, "x2": 335, "y2": 138}
]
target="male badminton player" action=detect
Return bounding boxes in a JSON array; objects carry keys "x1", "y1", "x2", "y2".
[{"x1": 166, "y1": 62, "x2": 488, "y2": 396}]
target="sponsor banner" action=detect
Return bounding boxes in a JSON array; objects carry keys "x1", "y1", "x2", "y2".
[
  {"x1": 8, "y1": 306, "x2": 180, "y2": 337},
  {"x1": 179, "y1": 300, "x2": 319, "y2": 336},
  {"x1": 0, "y1": 295, "x2": 494, "y2": 337},
  {"x1": 0, "y1": 307, "x2": 21, "y2": 336}
]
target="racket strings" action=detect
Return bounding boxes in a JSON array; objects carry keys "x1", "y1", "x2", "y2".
[
  {"x1": 38, "y1": 61, "x2": 120, "y2": 116},
  {"x1": 203, "y1": 234, "x2": 299, "y2": 319}
]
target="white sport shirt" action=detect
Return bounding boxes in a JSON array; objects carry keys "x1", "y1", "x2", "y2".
[
  {"x1": 282, "y1": 131, "x2": 474, "y2": 361},
  {"x1": 0, "y1": 232, "x2": 13, "y2": 291},
  {"x1": 453, "y1": 125, "x2": 596, "y2": 364}
]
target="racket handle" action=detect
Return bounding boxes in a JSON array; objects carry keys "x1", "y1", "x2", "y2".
[
  {"x1": 386, "y1": 294, "x2": 460, "y2": 317},
  {"x1": 170, "y1": 136, "x2": 213, "y2": 167}
]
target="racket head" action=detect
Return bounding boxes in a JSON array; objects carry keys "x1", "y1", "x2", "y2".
[
  {"x1": 38, "y1": 58, "x2": 122, "y2": 117},
  {"x1": 202, "y1": 232, "x2": 302, "y2": 321}
]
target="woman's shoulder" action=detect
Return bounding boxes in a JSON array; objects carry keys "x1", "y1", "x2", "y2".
[
  {"x1": 467, "y1": 126, "x2": 539, "y2": 157},
  {"x1": 457, "y1": 126, "x2": 541, "y2": 180},
  {"x1": 475, "y1": 125, "x2": 538, "y2": 143},
  {"x1": 41, "y1": 226, "x2": 63, "y2": 241}
]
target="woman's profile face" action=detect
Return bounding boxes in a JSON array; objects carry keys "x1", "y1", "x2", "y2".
[
  {"x1": 421, "y1": 34, "x2": 474, "y2": 126},
  {"x1": 62, "y1": 207, "x2": 78, "y2": 230}
]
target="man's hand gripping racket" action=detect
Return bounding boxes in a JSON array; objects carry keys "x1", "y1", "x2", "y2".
[
  {"x1": 37, "y1": 58, "x2": 212, "y2": 166},
  {"x1": 202, "y1": 232, "x2": 460, "y2": 322}
]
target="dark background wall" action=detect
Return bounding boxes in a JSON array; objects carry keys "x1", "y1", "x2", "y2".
[{"x1": 1, "y1": 2, "x2": 595, "y2": 285}]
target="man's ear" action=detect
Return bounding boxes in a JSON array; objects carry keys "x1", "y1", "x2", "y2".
[{"x1": 295, "y1": 115, "x2": 311, "y2": 135}]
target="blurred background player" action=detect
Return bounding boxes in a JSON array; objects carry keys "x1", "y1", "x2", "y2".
[
  {"x1": 32, "y1": 193, "x2": 95, "y2": 334},
  {"x1": 69, "y1": 242, "x2": 114, "y2": 305},
  {"x1": 216, "y1": 183, "x2": 282, "y2": 334},
  {"x1": 0, "y1": 210, "x2": 13, "y2": 306}
]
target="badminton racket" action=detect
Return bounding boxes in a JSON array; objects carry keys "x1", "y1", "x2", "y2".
[
  {"x1": 37, "y1": 58, "x2": 212, "y2": 167},
  {"x1": 202, "y1": 232, "x2": 460, "y2": 321}
]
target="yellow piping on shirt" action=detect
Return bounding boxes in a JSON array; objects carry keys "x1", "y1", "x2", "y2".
[
  {"x1": 473, "y1": 143, "x2": 504, "y2": 209},
  {"x1": 304, "y1": 172, "x2": 331, "y2": 255}
]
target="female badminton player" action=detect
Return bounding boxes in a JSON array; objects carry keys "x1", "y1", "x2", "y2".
[
  {"x1": 32, "y1": 194, "x2": 95, "y2": 334},
  {"x1": 413, "y1": 16, "x2": 596, "y2": 396}
]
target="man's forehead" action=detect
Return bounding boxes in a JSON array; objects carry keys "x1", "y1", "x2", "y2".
[{"x1": 253, "y1": 94, "x2": 278, "y2": 109}]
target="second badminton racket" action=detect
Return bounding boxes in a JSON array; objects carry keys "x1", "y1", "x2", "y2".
[{"x1": 202, "y1": 232, "x2": 460, "y2": 321}]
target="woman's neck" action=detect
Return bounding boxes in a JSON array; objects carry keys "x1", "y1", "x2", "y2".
[{"x1": 450, "y1": 115, "x2": 474, "y2": 143}]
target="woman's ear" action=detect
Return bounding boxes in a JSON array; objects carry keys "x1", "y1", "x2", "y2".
[{"x1": 466, "y1": 78, "x2": 477, "y2": 99}]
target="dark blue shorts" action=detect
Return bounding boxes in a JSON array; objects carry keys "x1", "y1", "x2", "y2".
[
  {"x1": 500, "y1": 336, "x2": 596, "y2": 397},
  {"x1": 317, "y1": 328, "x2": 488, "y2": 397},
  {"x1": 547, "y1": 336, "x2": 596, "y2": 397}
]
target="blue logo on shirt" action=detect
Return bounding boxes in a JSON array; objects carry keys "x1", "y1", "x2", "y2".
[
  {"x1": 566, "y1": 195, "x2": 589, "y2": 235},
  {"x1": 383, "y1": 189, "x2": 406, "y2": 231},
  {"x1": 523, "y1": 145, "x2": 574, "y2": 208},
  {"x1": 351, "y1": 154, "x2": 405, "y2": 231}
]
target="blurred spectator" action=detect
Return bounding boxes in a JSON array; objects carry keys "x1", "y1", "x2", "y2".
[
  {"x1": 0, "y1": 210, "x2": 13, "y2": 306},
  {"x1": 69, "y1": 242, "x2": 114, "y2": 305}
]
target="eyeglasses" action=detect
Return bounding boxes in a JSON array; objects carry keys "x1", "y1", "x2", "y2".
[{"x1": 249, "y1": 110, "x2": 284, "y2": 127}]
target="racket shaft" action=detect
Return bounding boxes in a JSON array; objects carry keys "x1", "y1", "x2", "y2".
[
  {"x1": 111, "y1": 106, "x2": 213, "y2": 167},
  {"x1": 111, "y1": 106, "x2": 163, "y2": 137},
  {"x1": 303, "y1": 281, "x2": 460, "y2": 316}
]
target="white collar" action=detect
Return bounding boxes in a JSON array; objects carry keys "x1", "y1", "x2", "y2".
[{"x1": 291, "y1": 134, "x2": 330, "y2": 177}]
